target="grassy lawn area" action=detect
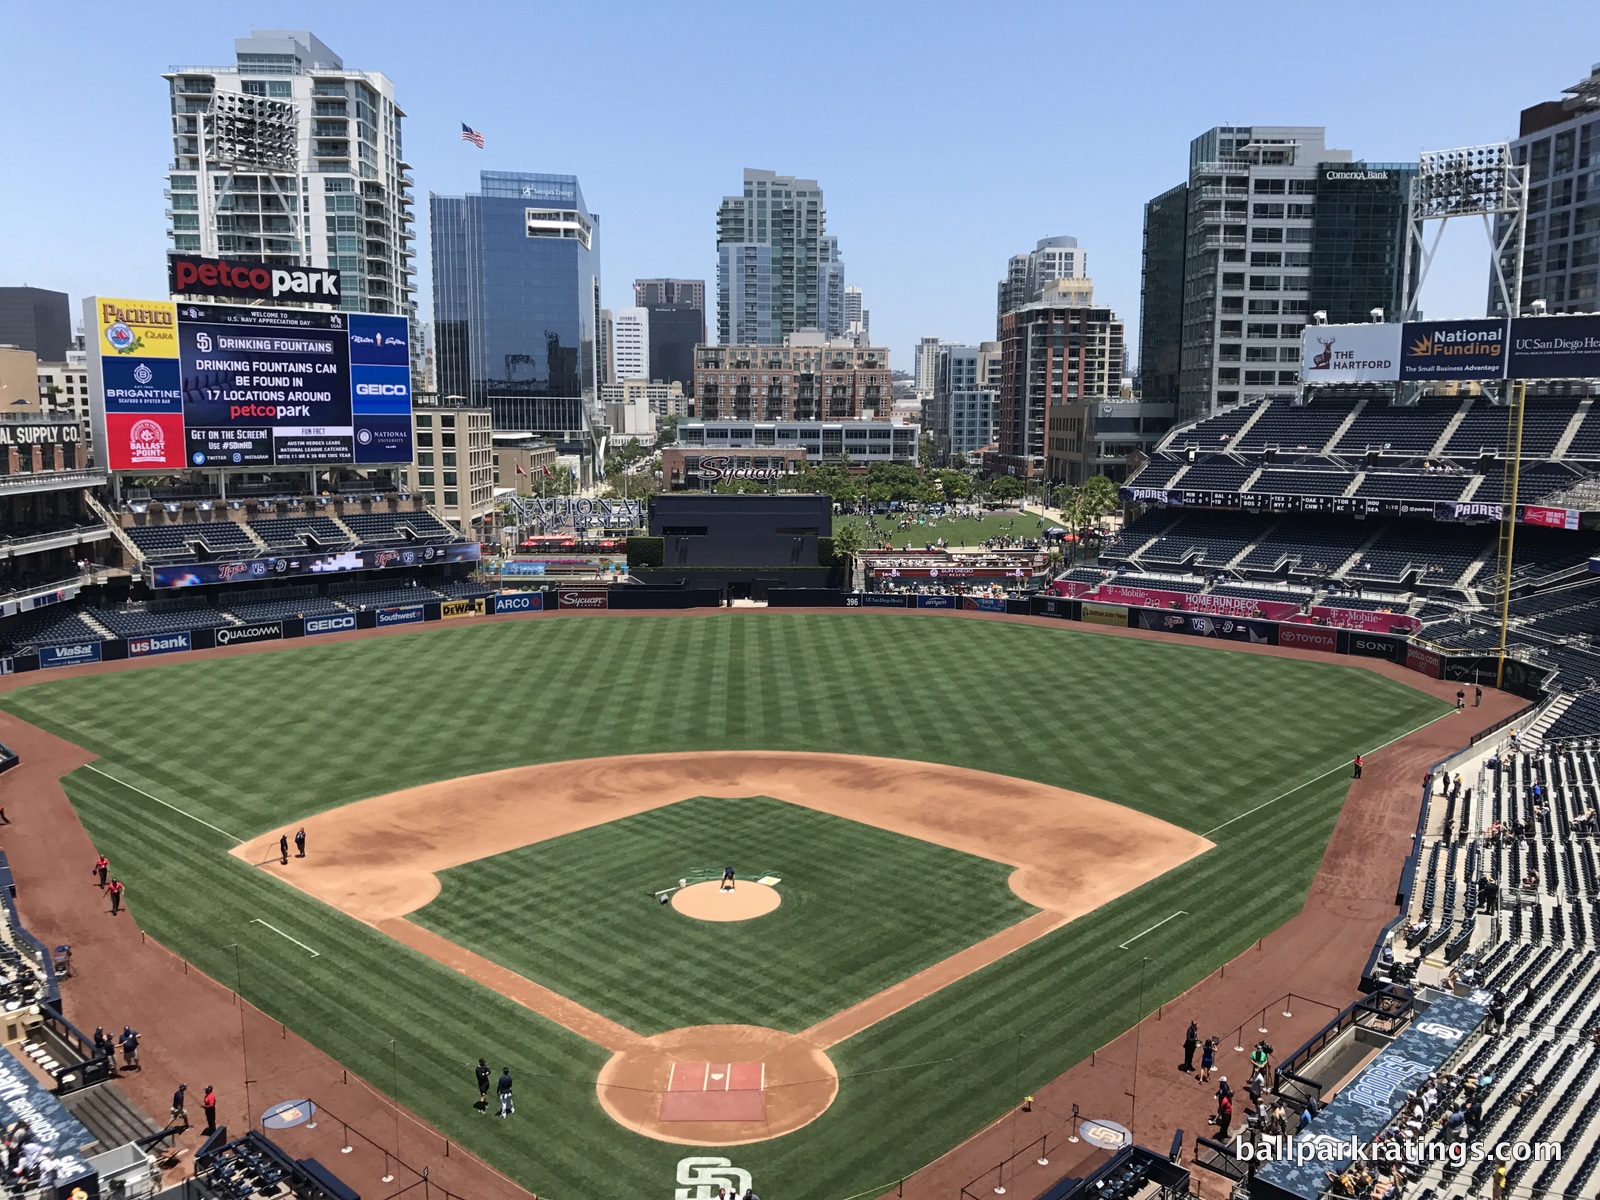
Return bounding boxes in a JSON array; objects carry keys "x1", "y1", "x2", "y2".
[
  {"x1": 835, "y1": 508, "x2": 1057, "y2": 549},
  {"x1": 1, "y1": 614, "x2": 1449, "y2": 1199},
  {"x1": 414, "y1": 795, "x2": 1035, "y2": 1035}
]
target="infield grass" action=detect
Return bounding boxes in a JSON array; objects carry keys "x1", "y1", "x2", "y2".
[
  {"x1": 415, "y1": 794, "x2": 1036, "y2": 1034},
  {"x1": 1, "y1": 613, "x2": 1450, "y2": 1200}
]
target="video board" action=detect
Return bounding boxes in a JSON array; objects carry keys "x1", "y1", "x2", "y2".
[{"x1": 87, "y1": 296, "x2": 413, "y2": 471}]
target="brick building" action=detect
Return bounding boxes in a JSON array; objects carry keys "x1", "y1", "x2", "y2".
[{"x1": 693, "y1": 332, "x2": 889, "y2": 422}]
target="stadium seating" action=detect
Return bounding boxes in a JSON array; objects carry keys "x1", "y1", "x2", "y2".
[
  {"x1": 1332, "y1": 397, "x2": 1460, "y2": 456},
  {"x1": 1353, "y1": 472, "x2": 1471, "y2": 501},
  {"x1": 1098, "y1": 510, "x2": 1178, "y2": 564},
  {"x1": 1234, "y1": 518, "x2": 1370, "y2": 575},
  {"x1": 1231, "y1": 399, "x2": 1359, "y2": 453},
  {"x1": 434, "y1": 577, "x2": 495, "y2": 600},
  {"x1": 331, "y1": 582, "x2": 441, "y2": 609},
  {"x1": 224, "y1": 592, "x2": 348, "y2": 624},
  {"x1": 1250, "y1": 468, "x2": 1352, "y2": 496},
  {"x1": 0, "y1": 609, "x2": 106, "y2": 655},
  {"x1": 1135, "y1": 513, "x2": 1269, "y2": 569},
  {"x1": 1104, "y1": 573, "x2": 1206, "y2": 594},
  {"x1": 340, "y1": 511, "x2": 457, "y2": 543},
  {"x1": 1171, "y1": 460, "x2": 1255, "y2": 492},
  {"x1": 1208, "y1": 582, "x2": 1312, "y2": 604},
  {"x1": 124, "y1": 525, "x2": 204, "y2": 558},
  {"x1": 248, "y1": 516, "x2": 352, "y2": 549},
  {"x1": 1166, "y1": 401, "x2": 1261, "y2": 451},
  {"x1": 1344, "y1": 525, "x2": 1490, "y2": 587},
  {"x1": 1124, "y1": 456, "x2": 1188, "y2": 490},
  {"x1": 91, "y1": 602, "x2": 233, "y2": 638}
]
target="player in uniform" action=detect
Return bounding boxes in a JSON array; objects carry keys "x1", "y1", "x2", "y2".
[{"x1": 721, "y1": 865, "x2": 736, "y2": 891}]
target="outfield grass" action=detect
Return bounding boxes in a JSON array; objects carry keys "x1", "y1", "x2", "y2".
[
  {"x1": 835, "y1": 508, "x2": 1054, "y2": 549},
  {"x1": 415, "y1": 795, "x2": 1036, "y2": 1035},
  {"x1": 0, "y1": 614, "x2": 1449, "y2": 1199}
]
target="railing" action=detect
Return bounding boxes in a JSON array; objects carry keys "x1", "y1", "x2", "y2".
[
  {"x1": 0, "y1": 574, "x2": 85, "y2": 609},
  {"x1": 1273, "y1": 984, "x2": 1414, "y2": 1093},
  {"x1": 0, "y1": 469, "x2": 105, "y2": 492},
  {"x1": 0, "y1": 525, "x2": 109, "y2": 553},
  {"x1": 38, "y1": 1004, "x2": 115, "y2": 1093}
]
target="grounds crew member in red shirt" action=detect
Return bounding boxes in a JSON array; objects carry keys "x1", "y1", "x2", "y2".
[
  {"x1": 107, "y1": 878, "x2": 125, "y2": 916},
  {"x1": 203, "y1": 1086, "x2": 218, "y2": 1134},
  {"x1": 1352, "y1": 754, "x2": 1364, "y2": 780},
  {"x1": 93, "y1": 855, "x2": 109, "y2": 888}
]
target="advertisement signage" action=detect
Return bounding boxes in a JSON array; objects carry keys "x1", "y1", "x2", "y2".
[
  {"x1": 1508, "y1": 314, "x2": 1600, "y2": 379},
  {"x1": 169, "y1": 255, "x2": 341, "y2": 304},
  {"x1": 1182, "y1": 593, "x2": 1302, "y2": 622},
  {"x1": 1080, "y1": 601, "x2": 1128, "y2": 627},
  {"x1": 0, "y1": 422, "x2": 82, "y2": 450},
  {"x1": 1399, "y1": 319, "x2": 1508, "y2": 380},
  {"x1": 303, "y1": 613, "x2": 357, "y2": 636},
  {"x1": 1521, "y1": 505, "x2": 1581, "y2": 531},
  {"x1": 1134, "y1": 610, "x2": 1277, "y2": 644},
  {"x1": 39, "y1": 642, "x2": 103, "y2": 669},
  {"x1": 1347, "y1": 633, "x2": 1403, "y2": 661},
  {"x1": 87, "y1": 295, "x2": 413, "y2": 470},
  {"x1": 490, "y1": 592, "x2": 543, "y2": 615},
  {"x1": 128, "y1": 631, "x2": 191, "y2": 657},
  {"x1": 1405, "y1": 643, "x2": 1444, "y2": 678},
  {"x1": 963, "y1": 596, "x2": 1009, "y2": 613},
  {"x1": 1095, "y1": 583, "x2": 1186, "y2": 609},
  {"x1": 915, "y1": 594, "x2": 957, "y2": 609},
  {"x1": 1302, "y1": 324, "x2": 1402, "y2": 382},
  {"x1": 374, "y1": 606, "x2": 425, "y2": 627},
  {"x1": 556, "y1": 589, "x2": 609, "y2": 610},
  {"x1": 1278, "y1": 624, "x2": 1338, "y2": 653},
  {"x1": 214, "y1": 622, "x2": 283, "y2": 648},
  {"x1": 151, "y1": 543, "x2": 480, "y2": 589},
  {"x1": 860, "y1": 592, "x2": 908, "y2": 607},
  {"x1": 441, "y1": 598, "x2": 486, "y2": 620}
]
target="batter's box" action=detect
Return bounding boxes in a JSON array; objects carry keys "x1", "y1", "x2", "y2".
[{"x1": 660, "y1": 1060, "x2": 765, "y2": 1122}]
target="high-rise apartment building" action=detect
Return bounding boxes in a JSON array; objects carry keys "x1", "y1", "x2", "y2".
[
  {"x1": 1138, "y1": 126, "x2": 1427, "y2": 423},
  {"x1": 0, "y1": 288, "x2": 71, "y2": 362},
  {"x1": 1139, "y1": 185, "x2": 1188, "y2": 405},
  {"x1": 1495, "y1": 64, "x2": 1600, "y2": 315},
  {"x1": 634, "y1": 279, "x2": 706, "y2": 394},
  {"x1": 913, "y1": 336, "x2": 943, "y2": 396},
  {"x1": 997, "y1": 236, "x2": 1088, "y2": 330},
  {"x1": 693, "y1": 333, "x2": 889, "y2": 422},
  {"x1": 716, "y1": 169, "x2": 832, "y2": 344},
  {"x1": 994, "y1": 303, "x2": 1123, "y2": 478},
  {"x1": 162, "y1": 30, "x2": 415, "y2": 319},
  {"x1": 927, "y1": 345, "x2": 998, "y2": 459},
  {"x1": 430, "y1": 171, "x2": 602, "y2": 444},
  {"x1": 818, "y1": 236, "x2": 846, "y2": 338},
  {"x1": 612, "y1": 307, "x2": 650, "y2": 382},
  {"x1": 599, "y1": 309, "x2": 614, "y2": 386}
]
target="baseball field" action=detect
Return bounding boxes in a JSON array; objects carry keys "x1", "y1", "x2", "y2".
[{"x1": 0, "y1": 612, "x2": 1449, "y2": 1199}]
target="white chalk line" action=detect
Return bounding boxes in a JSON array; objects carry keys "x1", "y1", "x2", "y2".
[
  {"x1": 82, "y1": 763, "x2": 243, "y2": 844},
  {"x1": 1200, "y1": 710, "x2": 1455, "y2": 840},
  {"x1": 251, "y1": 918, "x2": 320, "y2": 957},
  {"x1": 1119, "y1": 910, "x2": 1188, "y2": 950}
]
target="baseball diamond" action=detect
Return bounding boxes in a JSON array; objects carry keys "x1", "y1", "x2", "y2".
[{"x1": 0, "y1": 611, "x2": 1451, "y2": 1198}]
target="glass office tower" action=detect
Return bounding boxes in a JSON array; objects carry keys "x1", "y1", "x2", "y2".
[
  {"x1": 1309, "y1": 163, "x2": 1418, "y2": 325},
  {"x1": 430, "y1": 171, "x2": 601, "y2": 436}
]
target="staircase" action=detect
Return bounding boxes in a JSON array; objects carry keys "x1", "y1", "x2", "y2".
[
  {"x1": 1552, "y1": 399, "x2": 1593, "y2": 460},
  {"x1": 1523, "y1": 694, "x2": 1577, "y2": 753},
  {"x1": 60, "y1": 1079, "x2": 164, "y2": 1151},
  {"x1": 1429, "y1": 399, "x2": 1475, "y2": 458},
  {"x1": 1229, "y1": 401, "x2": 1272, "y2": 446},
  {"x1": 1331, "y1": 527, "x2": 1388, "y2": 580},
  {"x1": 1322, "y1": 399, "x2": 1367, "y2": 454},
  {"x1": 1458, "y1": 475, "x2": 1486, "y2": 501},
  {"x1": 1342, "y1": 471, "x2": 1366, "y2": 498},
  {"x1": 81, "y1": 489, "x2": 142, "y2": 563}
]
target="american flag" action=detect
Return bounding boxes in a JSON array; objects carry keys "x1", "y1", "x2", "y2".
[{"x1": 460, "y1": 123, "x2": 485, "y2": 149}]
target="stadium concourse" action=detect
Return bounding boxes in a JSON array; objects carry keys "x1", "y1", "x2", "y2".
[{"x1": 0, "y1": 605, "x2": 1524, "y2": 1200}]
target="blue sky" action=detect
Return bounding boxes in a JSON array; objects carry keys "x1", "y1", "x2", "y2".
[{"x1": 4, "y1": 0, "x2": 1598, "y2": 372}]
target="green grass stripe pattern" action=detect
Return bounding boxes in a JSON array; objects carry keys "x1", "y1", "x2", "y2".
[
  {"x1": 415, "y1": 795, "x2": 1035, "y2": 1035},
  {"x1": 2, "y1": 614, "x2": 1448, "y2": 1199}
]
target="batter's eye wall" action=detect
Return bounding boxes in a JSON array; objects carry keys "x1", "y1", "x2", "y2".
[{"x1": 649, "y1": 494, "x2": 832, "y2": 568}]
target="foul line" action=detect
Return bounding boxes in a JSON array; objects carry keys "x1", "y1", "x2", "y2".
[
  {"x1": 1200, "y1": 709, "x2": 1455, "y2": 840},
  {"x1": 251, "y1": 919, "x2": 320, "y2": 958},
  {"x1": 82, "y1": 763, "x2": 243, "y2": 844},
  {"x1": 1119, "y1": 910, "x2": 1187, "y2": 950}
]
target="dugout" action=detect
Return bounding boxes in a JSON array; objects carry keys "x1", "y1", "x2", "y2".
[{"x1": 640, "y1": 494, "x2": 837, "y2": 600}]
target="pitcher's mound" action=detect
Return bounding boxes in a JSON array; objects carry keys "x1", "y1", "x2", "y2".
[{"x1": 672, "y1": 880, "x2": 781, "y2": 922}]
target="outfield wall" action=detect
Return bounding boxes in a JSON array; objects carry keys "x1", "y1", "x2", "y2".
[{"x1": 0, "y1": 589, "x2": 1553, "y2": 700}]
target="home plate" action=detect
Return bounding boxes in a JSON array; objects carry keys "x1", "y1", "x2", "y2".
[
  {"x1": 757, "y1": 875, "x2": 781, "y2": 886},
  {"x1": 659, "y1": 1060, "x2": 766, "y2": 1122}
]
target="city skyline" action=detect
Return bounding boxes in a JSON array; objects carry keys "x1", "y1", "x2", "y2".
[{"x1": 3, "y1": 1, "x2": 1598, "y2": 375}]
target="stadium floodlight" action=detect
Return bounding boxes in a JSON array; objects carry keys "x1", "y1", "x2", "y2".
[{"x1": 1401, "y1": 142, "x2": 1528, "y2": 321}]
